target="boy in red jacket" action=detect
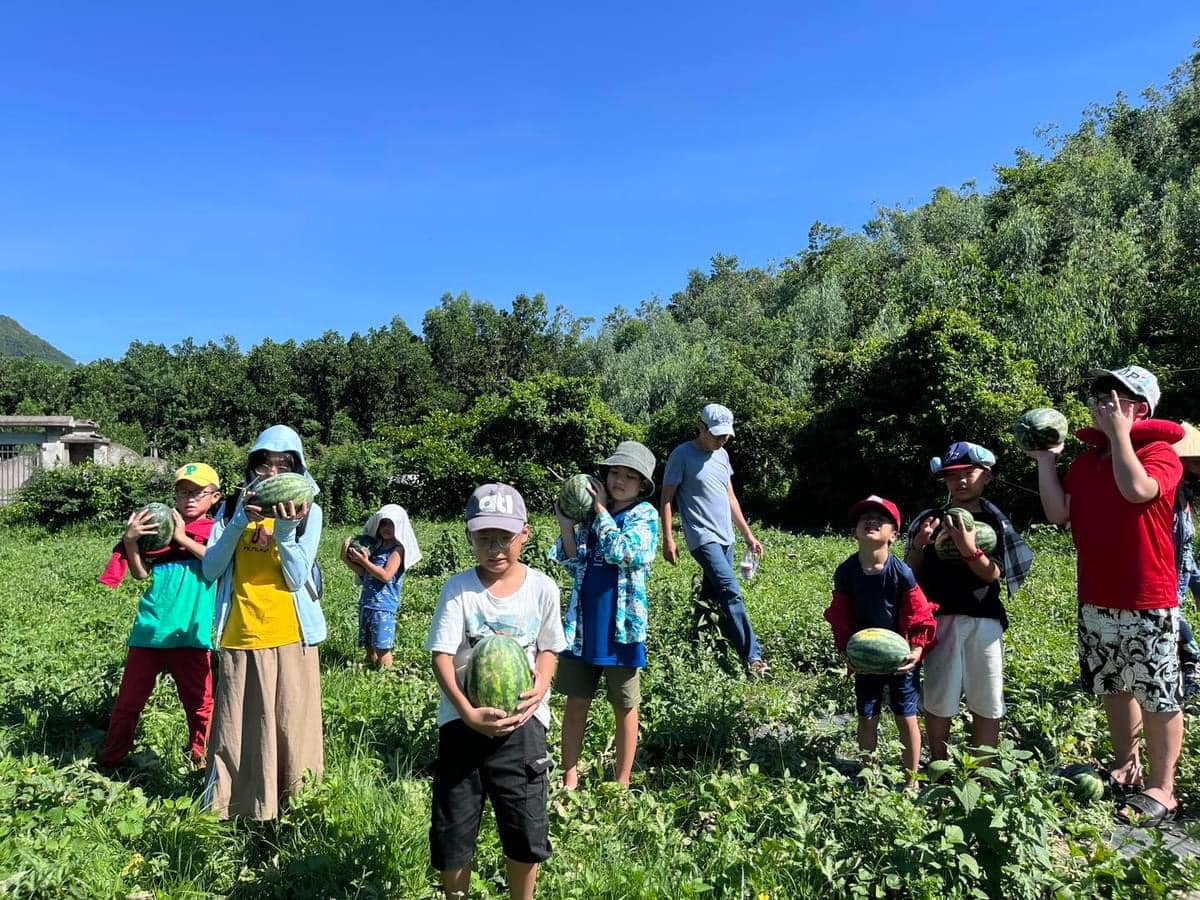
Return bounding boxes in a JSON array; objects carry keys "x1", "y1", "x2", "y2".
[{"x1": 825, "y1": 496, "x2": 938, "y2": 777}]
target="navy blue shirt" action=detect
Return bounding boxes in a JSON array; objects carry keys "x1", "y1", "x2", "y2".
[
  {"x1": 561, "y1": 508, "x2": 647, "y2": 668},
  {"x1": 833, "y1": 553, "x2": 917, "y2": 632}
]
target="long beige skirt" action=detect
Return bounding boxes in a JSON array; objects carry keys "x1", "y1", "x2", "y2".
[{"x1": 203, "y1": 643, "x2": 324, "y2": 820}]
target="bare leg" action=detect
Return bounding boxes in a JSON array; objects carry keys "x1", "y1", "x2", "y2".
[
  {"x1": 613, "y1": 704, "x2": 638, "y2": 785},
  {"x1": 1103, "y1": 692, "x2": 1144, "y2": 787},
  {"x1": 1141, "y1": 708, "x2": 1183, "y2": 809},
  {"x1": 857, "y1": 715, "x2": 880, "y2": 753},
  {"x1": 895, "y1": 714, "x2": 921, "y2": 774},
  {"x1": 365, "y1": 648, "x2": 378, "y2": 668},
  {"x1": 560, "y1": 696, "x2": 591, "y2": 790},
  {"x1": 441, "y1": 866, "x2": 470, "y2": 898},
  {"x1": 970, "y1": 714, "x2": 1001, "y2": 751},
  {"x1": 925, "y1": 712, "x2": 952, "y2": 761},
  {"x1": 377, "y1": 650, "x2": 393, "y2": 669},
  {"x1": 506, "y1": 859, "x2": 539, "y2": 900}
]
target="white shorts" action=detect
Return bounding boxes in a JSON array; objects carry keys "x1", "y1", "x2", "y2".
[{"x1": 922, "y1": 614, "x2": 1005, "y2": 719}]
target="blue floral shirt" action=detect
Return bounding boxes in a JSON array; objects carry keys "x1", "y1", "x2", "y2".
[{"x1": 549, "y1": 500, "x2": 658, "y2": 652}]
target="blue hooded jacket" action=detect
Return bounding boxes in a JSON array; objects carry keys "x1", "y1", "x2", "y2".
[{"x1": 203, "y1": 425, "x2": 327, "y2": 646}]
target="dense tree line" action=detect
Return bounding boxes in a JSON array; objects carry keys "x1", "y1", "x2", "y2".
[{"x1": 6, "y1": 47, "x2": 1200, "y2": 525}]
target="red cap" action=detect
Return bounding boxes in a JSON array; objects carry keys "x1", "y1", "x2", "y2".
[{"x1": 848, "y1": 495, "x2": 901, "y2": 530}]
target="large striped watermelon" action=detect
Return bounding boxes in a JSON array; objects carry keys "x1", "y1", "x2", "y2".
[
  {"x1": 1059, "y1": 763, "x2": 1104, "y2": 802},
  {"x1": 252, "y1": 472, "x2": 315, "y2": 508},
  {"x1": 349, "y1": 533, "x2": 375, "y2": 554},
  {"x1": 558, "y1": 473, "x2": 596, "y2": 521},
  {"x1": 943, "y1": 508, "x2": 975, "y2": 531},
  {"x1": 846, "y1": 628, "x2": 911, "y2": 675},
  {"x1": 466, "y1": 634, "x2": 533, "y2": 715},
  {"x1": 1013, "y1": 408, "x2": 1070, "y2": 452},
  {"x1": 136, "y1": 502, "x2": 176, "y2": 551},
  {"x1": 935, "y1": 521, "x2": 997, "y2": 561}
]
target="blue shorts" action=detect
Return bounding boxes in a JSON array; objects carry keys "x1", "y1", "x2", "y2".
[
  {"x1": 855, "y1": 666, "x2": 921, "y2": 717},
  {"x1": 359, "y1": 606, "x2": 397, "y2": 651}
]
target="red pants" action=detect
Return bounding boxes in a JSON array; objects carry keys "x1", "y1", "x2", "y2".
[{"x1": 98, "y1": 646, "x2": 213, "y2": 766}]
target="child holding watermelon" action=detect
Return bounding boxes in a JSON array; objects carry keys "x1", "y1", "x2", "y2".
[
  {"x1": 341, "y1": 503, "x2": 422, "y2": 670},
  {"x1": 905, "y1": 441, "x2": 1034, "y2": 761},
  {"x1": 549, "y1": 440, "x2": 659, "y2": 790},
  {"x1": 96, "y1": 463, "x2": 222, "y2": 770},
  {"x1": 824, "y1": 496, "x2": 937, "y2": 778},
  {"x1": 426, "y1": 483, "x2": 567, "y2": 900}
]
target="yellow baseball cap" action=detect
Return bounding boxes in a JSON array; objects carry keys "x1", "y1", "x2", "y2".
[{"x1": 175, "y1": 462, "x2": 221, "y2": 489}]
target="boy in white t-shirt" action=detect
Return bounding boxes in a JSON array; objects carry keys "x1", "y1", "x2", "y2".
[{"x1": 426, "y1": 483, "x2": 567, "y2": 900}]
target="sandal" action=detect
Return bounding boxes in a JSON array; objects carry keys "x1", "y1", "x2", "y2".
[
  {"x1": 1116, "y1": 791, "x2": 1179, "y2": 827},
  {"x1": 1102, "y1": 772, "x2": 1144, "y2": 798}
]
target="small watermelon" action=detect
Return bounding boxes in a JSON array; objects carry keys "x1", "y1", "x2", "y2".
[
  {"x1": 846, "y1": 628, "x2": 911, "y2": 675},
  {"x1": 252, "y1": 472, "x2": 315, "y2": 508},
  {"x1": 935, "y1": 521, "x2": 997, "y2": 561},
  {"x1": 943, "y1": 508, "x2": 975, "y2": 531},
  {"x1": 136, "y1": 502, "x2": 176, "y2": 551},
  {"x1": 349, "y1": 533, "x2": 374, "y2": 554},
  {"x1": 1059, "y1": 763, "x2": 1104, "y2": 802},
  {"x1": 465, "y1": 634, "x2": 533, "y2": 715},
  {"x1": 558, "y1": 473, "x2": 596, "y2": 521},
  {"x1": 1013, "y1": 408, "x2": 1070, "y2": 452}
]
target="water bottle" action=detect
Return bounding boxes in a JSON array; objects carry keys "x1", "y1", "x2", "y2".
[{"x1": 739, "y1": 548, "x2": 760, "y2": 582}]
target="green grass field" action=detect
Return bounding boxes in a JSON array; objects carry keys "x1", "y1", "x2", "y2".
[{"x1": 1, "y1": 520, "x2": 1198, "y2": 898}]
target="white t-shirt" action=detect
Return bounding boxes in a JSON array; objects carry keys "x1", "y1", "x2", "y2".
[{"x1": 425, "y1": 565, "x2": 567, "y2": 729}]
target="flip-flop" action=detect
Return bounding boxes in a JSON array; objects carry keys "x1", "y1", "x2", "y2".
[{"x1": 1116, "y1": 791, "x2": 1179, "y2": 827}]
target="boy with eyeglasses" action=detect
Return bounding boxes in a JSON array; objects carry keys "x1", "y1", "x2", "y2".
[
  {"x1": 905, "y1": 442, "x2": 1034, "y2": 761},
  {"x1": 97, "y1": 463, "x2": 222, "y2": 770},
  {"x1": 426, "y1": 483, "x2": 567, "y2": 900}
]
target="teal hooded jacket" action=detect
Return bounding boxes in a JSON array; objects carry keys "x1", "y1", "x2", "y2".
[{"x1": 203, "y1": 425, "x2": 327, "y2": 646}]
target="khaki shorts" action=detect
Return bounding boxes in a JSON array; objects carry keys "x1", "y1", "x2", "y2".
[
  {"x1": 555, "y1": 656, "x2": 641, "y2": 709},
  {"x1": 922, "y1": 614, "x2": 1006, "y2": 720}
]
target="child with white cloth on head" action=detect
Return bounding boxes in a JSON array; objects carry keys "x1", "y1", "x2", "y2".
[{"x1": 342, "y1": 503, "x2": 422, "y2": 669}]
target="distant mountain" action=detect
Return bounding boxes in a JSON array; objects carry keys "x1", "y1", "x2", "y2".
[{"x1": 0, "y1": 316, "x2": 74, "y2": 367}]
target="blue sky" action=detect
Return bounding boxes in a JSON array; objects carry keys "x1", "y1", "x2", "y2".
[{"x1": 3, "y1": 3, "x2": 1198, "y2": 362}]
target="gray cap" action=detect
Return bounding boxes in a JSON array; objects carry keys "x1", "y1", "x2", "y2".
[
  {"x1": 1088, "y1": 365, "x2": 1161, "y2": 414},
  {"x1": 601, "y1": 441, "x2": 657, "y2": 493},
  {"x1": 702, "y1": 403, "x2": 735, "y2": 436},
  {"x1": 465, "y1": 483, "x2": 527, "y2": 532}
]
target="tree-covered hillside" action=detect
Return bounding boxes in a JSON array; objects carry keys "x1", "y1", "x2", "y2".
[{"x1": 0, "y1": 316, "x2": 73, "y2": 367}]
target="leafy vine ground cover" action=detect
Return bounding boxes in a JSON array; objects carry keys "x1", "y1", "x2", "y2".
[{"x1": 0, "y1": 521, "x2": 1198, "y2": 898}]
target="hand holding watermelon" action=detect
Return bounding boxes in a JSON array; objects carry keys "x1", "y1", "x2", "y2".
[
  {"x1": 123, "y1": 507, "x2": 165, "y2": 548},
  {"x1": 894, "y1": 646, "x2": 923, "y2": 673},
  {"x1": 939, "y1": 509, "x2": 977, "y2": 556}
]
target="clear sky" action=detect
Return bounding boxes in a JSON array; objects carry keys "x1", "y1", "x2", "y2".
[{"x1": 3, "y1": 3, "x2": 1198, "y2": 362}]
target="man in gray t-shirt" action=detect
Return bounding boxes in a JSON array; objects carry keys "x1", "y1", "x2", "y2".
[{"x1": 660, "y1": 404, "x2": 767, "y2": 675}]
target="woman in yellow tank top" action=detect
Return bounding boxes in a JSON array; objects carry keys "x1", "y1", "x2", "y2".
[{"x1": 201, "y1": 425, "x2": 327, "y2": 821}]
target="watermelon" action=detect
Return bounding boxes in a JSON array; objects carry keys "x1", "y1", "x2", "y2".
[
  {"x1": 136, "y1": 502, "x2": 175, "y2": 551},
  {"x1": 943, "y1": 508, "x2": 975, "y2": 531},
  {"x1": 1059, "y1": 763, "x2": 1104, "y2": 802},
  {"x1": 1013, "y1": 408, "x2": 1070, "y2": 452},
  {"x1": 558, "y1": 473, "x2": 596, "y2": 521},
  {"x1": 465, "y1": 634, "x2": 533, "y2": 715},
  {"x1": 846, "y1": 628, "x2": 911, "y2": 675},
  {"x1": 349, "y1": 533, "x2": 375, "y2": 554},
  {"x1": 252, "y1": 472, "x2": 315, "y2": 508},
  {"x1": 935, "y1": 522, "x2": 997, "y2": 561}
]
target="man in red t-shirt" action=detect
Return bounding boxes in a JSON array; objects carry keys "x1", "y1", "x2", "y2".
[{"x1": 1028, "y1": 365, "x2": 1184, "y2": 827}]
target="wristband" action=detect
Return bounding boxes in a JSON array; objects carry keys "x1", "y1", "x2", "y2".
[{"x1": 962, "y1": 548, "x2": 985, "y2": 562}]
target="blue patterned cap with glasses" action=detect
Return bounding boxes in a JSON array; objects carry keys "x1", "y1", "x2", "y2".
[{"x1": 930, "y1": 441, "x2": 996, "y2": 477}]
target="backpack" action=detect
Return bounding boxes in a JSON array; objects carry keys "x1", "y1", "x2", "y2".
[{"x1": 221, "y1": 487, "x2": 323, "y2": 603}]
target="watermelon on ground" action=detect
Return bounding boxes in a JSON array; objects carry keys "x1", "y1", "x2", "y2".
[
  {"x1": 1013, "y1": 408, "x2": 1070, "y2": 452},
  {"x1": 558, "y1": 473, "x2": 596, "y2": 521},
  {"x1": 252, "y1": 472, "x2": 315, "y2": 508},
  {"x1": 1059, "y1": 763, "x2": 1104, "y2": 802},
  {"x1": 466, "y1": 634, "x2": 533, "y2": 715},
  {"x1": 846, "y1": 628, "x2": 911, "y2": 675},
  {"x1": 136, "y1": 502, "x2": 176, "y2": 551}
]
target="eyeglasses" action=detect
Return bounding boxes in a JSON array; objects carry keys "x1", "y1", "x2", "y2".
[
  {"x1": 253, "y1": 457, "x2": 296, "y2": 477},
  {"x1": 175, "y1": 487, "x2": 217, "y2": 500},
  {"x1": 469, "y1": 532, "x2": 519, "y2": 551}
]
